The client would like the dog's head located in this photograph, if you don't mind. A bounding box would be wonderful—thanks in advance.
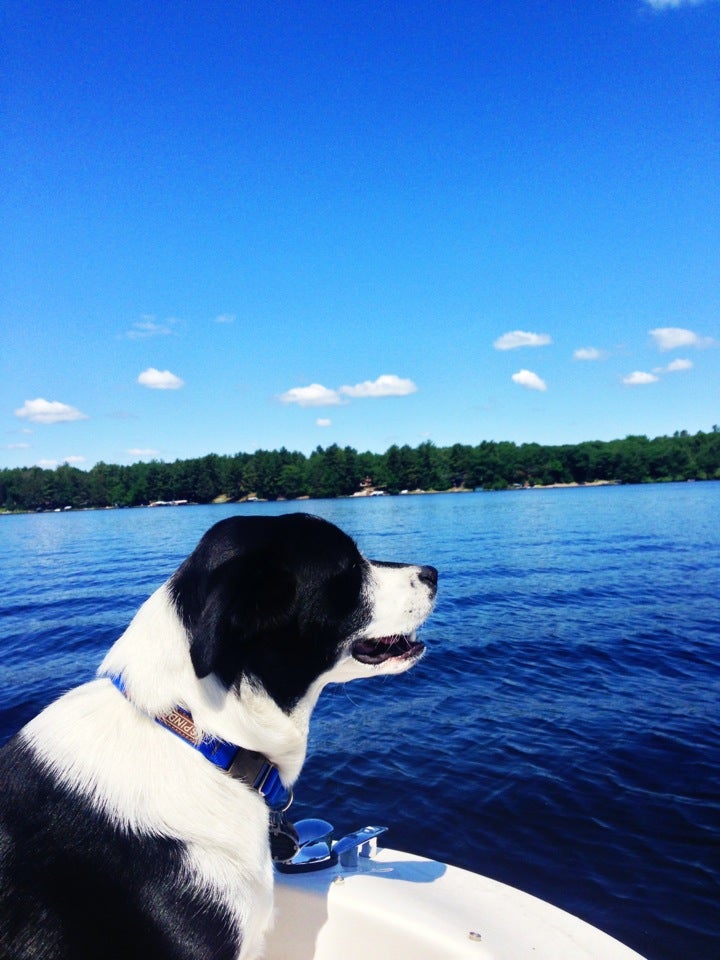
[169,513,437,712]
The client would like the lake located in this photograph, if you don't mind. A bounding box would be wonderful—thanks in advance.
[1,483,718,959]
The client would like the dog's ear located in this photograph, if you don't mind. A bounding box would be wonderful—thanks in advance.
[186,554,298,681]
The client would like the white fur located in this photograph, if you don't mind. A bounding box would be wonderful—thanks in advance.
[23,682,274,959]
[99,584,310,782]
[365,561,436,645]
[19,552,435,960]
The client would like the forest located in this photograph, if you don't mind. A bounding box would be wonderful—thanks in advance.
[1,428,719,513]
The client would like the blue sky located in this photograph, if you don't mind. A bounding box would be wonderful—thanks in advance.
[2,0,718,470]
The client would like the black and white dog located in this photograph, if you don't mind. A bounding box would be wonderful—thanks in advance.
[0,513,437,960]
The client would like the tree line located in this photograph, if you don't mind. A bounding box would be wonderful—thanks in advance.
[1,428,719,512]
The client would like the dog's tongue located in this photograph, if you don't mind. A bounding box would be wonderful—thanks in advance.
[352,634,424,664]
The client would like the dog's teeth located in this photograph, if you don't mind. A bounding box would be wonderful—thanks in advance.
[351,633,425,665]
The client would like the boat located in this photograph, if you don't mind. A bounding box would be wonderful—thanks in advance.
[263,821,647,959]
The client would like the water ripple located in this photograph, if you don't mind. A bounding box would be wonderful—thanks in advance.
[1,485,718,959]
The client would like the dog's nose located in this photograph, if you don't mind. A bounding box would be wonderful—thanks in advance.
[418,565,438,589]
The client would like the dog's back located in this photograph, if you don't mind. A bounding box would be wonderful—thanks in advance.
[0,713,243,960]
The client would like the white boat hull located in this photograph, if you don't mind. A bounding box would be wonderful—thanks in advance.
[265,847,646,959]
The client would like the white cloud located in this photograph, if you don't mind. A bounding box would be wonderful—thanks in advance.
[127,315,180,340]
[137,368,185,390]
[63,456,86,465]
[573,347,605,361]
[214,313,235,324]
[494,330,552,351]
[623,371,660,385]
[649,327,712,351]
[278,384,344,407]
[14,398,89,424]
[37,459,58,468]
[279,374,418,407]
[339,374,418,398]
[654,358,694,374]
[6,442,31,450]
[643,0,711,9]
[665,358,693,372]
[128,448,160,457]
[511,369,547,392]
[316,418,332,427]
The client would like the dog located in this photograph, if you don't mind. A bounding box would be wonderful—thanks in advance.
[0,513,437,960]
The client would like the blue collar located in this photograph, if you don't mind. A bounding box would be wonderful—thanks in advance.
[107,674,291,811]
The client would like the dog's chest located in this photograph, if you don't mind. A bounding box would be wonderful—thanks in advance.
[184,839,275,960]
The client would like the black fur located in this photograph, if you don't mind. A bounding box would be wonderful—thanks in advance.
[172,514,372,710]
[0,740,238,960]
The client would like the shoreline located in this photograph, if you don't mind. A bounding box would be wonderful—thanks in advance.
[9,478,719,517]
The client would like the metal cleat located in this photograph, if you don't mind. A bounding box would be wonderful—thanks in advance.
[333,826,388,869]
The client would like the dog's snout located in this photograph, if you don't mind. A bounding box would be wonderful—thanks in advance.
[418,565,438,591]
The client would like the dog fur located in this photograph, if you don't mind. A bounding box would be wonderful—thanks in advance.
[0,513,437,960]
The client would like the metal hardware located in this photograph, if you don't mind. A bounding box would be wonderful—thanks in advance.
[275,818,336,874]
[333,825,388,869]
[295,817,334,850]
[268,810,300,863]
[275,821,389,874]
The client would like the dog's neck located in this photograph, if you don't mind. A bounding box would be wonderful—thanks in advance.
[106,673,292,809]
[98,583,315,785]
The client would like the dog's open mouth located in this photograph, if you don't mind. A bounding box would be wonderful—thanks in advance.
[351,633,425,665]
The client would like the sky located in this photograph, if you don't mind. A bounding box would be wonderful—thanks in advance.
[2,0,718,471]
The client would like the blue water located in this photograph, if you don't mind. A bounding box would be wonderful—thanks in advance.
[1,484,718,959]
